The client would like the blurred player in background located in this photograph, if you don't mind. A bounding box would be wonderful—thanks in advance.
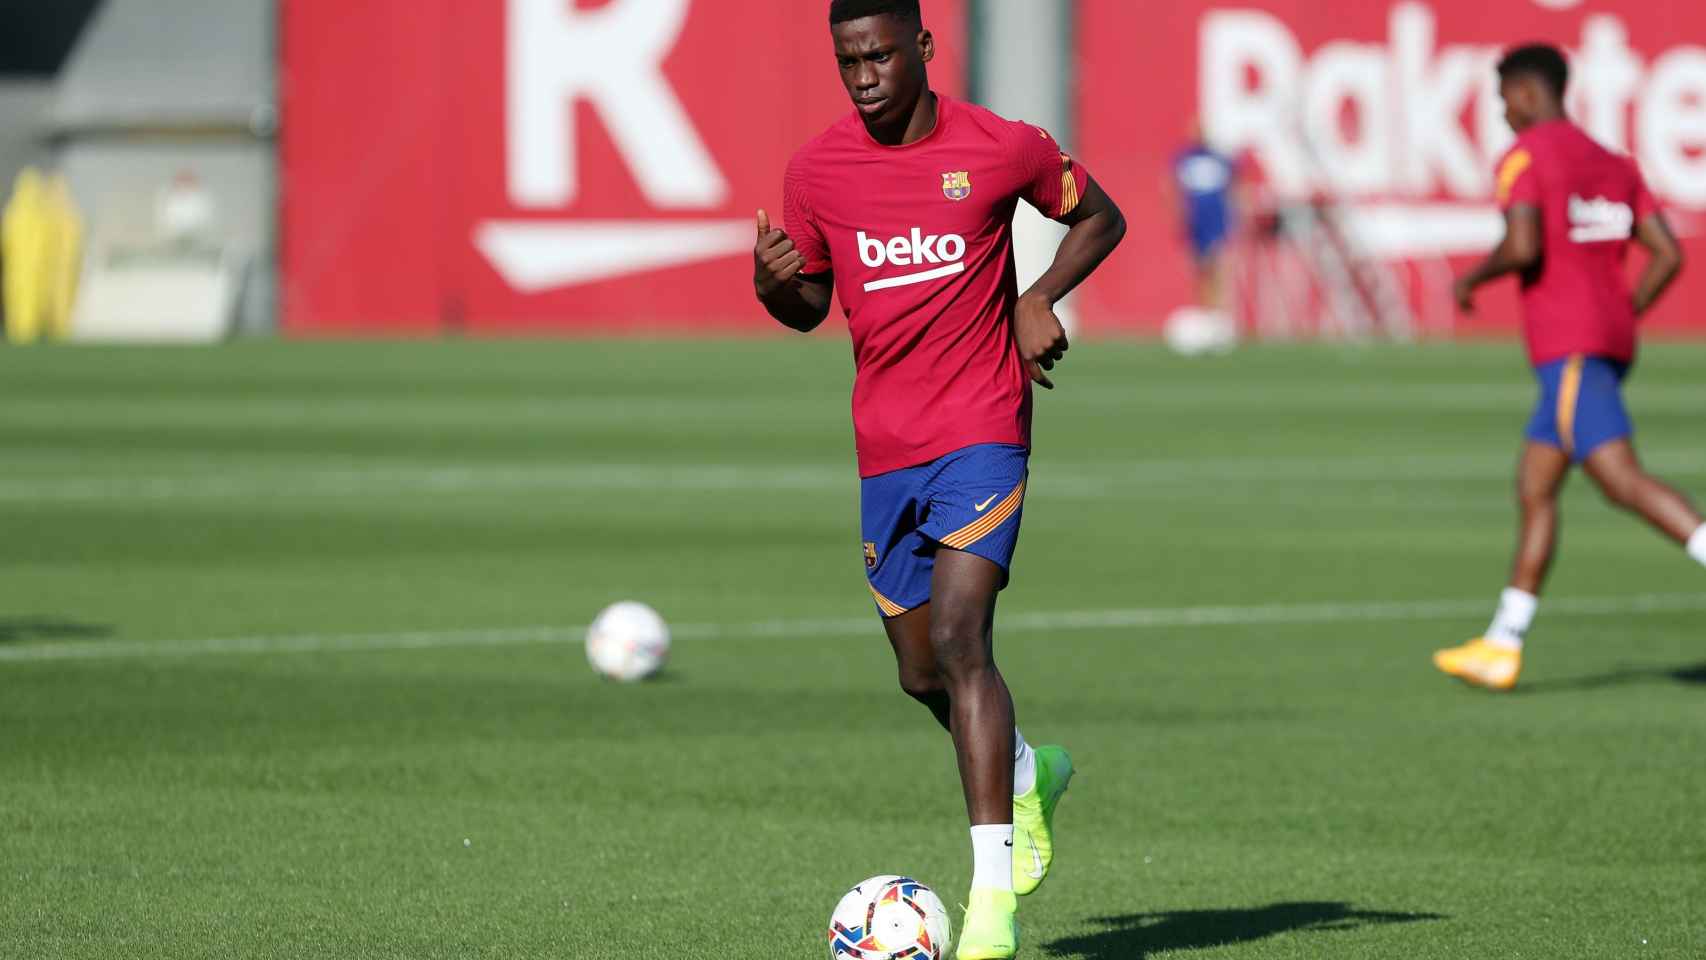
[753,1,1126,955]
[1162,127,1241,354]
[1435,44,1706,692]
[1171,126,1236,311]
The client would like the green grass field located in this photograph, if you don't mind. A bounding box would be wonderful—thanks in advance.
[3,338,1704,959]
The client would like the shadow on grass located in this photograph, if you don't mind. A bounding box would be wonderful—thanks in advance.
[1045,901,1445,959]
[0,617,113,644]
[1514,661,1706,694]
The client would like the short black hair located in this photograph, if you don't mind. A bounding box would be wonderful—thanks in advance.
[1498,44,1569,99]
[829,0,922,28]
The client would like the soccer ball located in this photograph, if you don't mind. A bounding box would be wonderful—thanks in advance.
[1163,305,1238,356]
[828,875,951,960]
[585,601,669,682]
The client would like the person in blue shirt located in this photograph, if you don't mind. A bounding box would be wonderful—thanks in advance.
[1171,130,1237,308]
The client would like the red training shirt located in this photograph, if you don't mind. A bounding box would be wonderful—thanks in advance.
[1495,119,1659,367]
[782,94,1091,478]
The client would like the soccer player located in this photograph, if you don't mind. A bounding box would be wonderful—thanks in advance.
[1170,126,1237,311]
[752,2,1125,956]
[1435,44,1705,692]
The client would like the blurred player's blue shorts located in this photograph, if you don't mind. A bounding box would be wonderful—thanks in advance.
[1188,218,1229,260]
[1525,354,1632,463]
[860,443,1028,618]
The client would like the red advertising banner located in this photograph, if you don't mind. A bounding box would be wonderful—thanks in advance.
[1075,0,1706,337]
[281,0,966,334]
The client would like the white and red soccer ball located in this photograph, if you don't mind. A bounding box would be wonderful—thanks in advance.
[828,876,952,960]
[584,601,670,682]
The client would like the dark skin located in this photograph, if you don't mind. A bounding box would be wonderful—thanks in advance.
[1457,72,1700,596]
[884,552,1016,825]
[753,13,1125,826]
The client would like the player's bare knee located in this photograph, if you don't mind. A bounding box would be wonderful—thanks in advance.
[1517,487,1555,514]
[1592,469,1642,510]
[927,619,991,681]
[896,665,944,701]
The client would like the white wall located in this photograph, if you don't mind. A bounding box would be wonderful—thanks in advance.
[0,81,52,189]
[975,0,1076,331]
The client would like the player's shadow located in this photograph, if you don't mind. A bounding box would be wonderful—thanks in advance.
[1513,661,1706,694]
[0,617,114,644]
[1044,901,1445,959]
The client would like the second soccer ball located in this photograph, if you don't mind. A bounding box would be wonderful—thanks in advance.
[585,601,670,682]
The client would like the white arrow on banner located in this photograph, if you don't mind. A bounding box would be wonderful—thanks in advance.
[1340,203,1505,259]
[473,220,755,293]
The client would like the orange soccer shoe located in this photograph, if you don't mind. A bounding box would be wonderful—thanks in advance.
[1433,638,1522,691]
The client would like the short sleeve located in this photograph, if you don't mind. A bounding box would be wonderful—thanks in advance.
[1014,122,1092,221]
[1495,147,1539,210]
[783,155,832,275]
[1630,159,1660,222]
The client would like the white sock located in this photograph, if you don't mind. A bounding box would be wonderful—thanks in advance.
[969,824,1014,892]
[1485,587,1538,650]
[1688,525,1706,567]
[1012,728,1036,796]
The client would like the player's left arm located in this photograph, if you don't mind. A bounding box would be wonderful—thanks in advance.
[1631,211,1684,318]
[1015,176,1127,389]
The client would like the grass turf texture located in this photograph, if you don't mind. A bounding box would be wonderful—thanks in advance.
[2,339,1704,960]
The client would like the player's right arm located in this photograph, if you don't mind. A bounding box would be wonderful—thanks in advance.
[753,209,832,332]
[1455,146,1541,313]
[1455,206,1540,312]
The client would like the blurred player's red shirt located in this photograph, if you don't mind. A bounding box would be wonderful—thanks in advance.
[783,95,1089,477]
[1496,119,1658,367]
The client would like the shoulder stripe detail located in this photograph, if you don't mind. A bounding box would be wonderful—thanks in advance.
[940,478,1026,550]
[1496,149,1532,206]
[869,582,909,618]
[1057,155,1080,218]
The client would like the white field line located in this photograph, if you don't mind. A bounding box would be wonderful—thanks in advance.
[6,381,1703,424]
[6,453,1706,505]
[0,395,812,428]
[3,592,1703,664]
[0,464,849,503]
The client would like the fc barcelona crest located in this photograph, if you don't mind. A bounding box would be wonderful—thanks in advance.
[864,542,879,569]
[941,171,972,201]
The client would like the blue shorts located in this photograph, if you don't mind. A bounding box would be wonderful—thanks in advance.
[1188,222,1229,260]
[1525,354,1633,463]
[860,443,1029,618]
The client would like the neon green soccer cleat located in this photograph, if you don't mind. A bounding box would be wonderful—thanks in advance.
[955,888,1018,960]
[1012,745,1074,896]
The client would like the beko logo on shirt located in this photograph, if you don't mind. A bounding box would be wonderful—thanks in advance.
[1567,195,1635,244]
[856,228,968,292]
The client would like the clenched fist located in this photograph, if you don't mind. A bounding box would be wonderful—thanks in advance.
[1014,292,1070,390]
